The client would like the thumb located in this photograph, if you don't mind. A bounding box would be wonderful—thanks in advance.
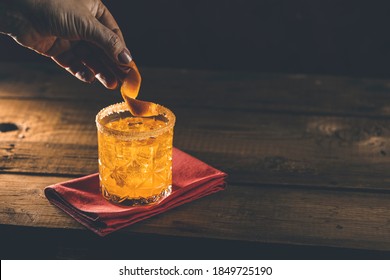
[82,17,132,65]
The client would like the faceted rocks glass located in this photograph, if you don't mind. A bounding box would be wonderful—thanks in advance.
[96,102,175,206]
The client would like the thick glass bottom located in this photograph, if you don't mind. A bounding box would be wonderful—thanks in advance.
[101,185,172,207]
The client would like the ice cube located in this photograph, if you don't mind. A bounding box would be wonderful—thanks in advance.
[110,166,127,187]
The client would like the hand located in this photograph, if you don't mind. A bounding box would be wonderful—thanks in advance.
[0,0,132,89]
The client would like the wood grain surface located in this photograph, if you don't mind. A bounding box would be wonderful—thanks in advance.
[1,62,390,255]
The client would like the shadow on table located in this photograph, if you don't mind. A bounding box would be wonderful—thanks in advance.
[1,225,389,260]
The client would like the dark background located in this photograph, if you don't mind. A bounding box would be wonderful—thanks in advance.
[1,0,390,78]
[2,1,390,260]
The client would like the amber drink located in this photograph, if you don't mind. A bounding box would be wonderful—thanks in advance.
[96,102,175,206]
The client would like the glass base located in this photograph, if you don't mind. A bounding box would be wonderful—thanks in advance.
[101,185,172,207]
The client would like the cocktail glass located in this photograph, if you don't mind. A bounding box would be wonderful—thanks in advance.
[96,102,175,206]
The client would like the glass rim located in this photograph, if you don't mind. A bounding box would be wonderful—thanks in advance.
[96,102,175,140]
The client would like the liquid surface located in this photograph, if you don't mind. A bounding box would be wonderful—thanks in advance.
[98,114,173,205]
[105,114,168,132]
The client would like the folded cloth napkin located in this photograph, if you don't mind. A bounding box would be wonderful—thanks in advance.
[44,148,227,236]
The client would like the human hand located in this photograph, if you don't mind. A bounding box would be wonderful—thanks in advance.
[0,0,131,89]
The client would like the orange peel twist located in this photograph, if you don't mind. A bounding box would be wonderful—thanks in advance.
[120,61,159,117]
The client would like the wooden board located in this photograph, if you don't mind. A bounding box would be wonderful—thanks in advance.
[2,62,390,118]
[1,174,390,251]
[1,62,390,253]
[1,99,390,190]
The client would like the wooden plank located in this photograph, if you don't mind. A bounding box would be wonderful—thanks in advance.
[0,63,118,102]
[0,174,81,229]
[2,63,390,252]
[0,141,98,176]
[0,99,99,143]
[2,63,390,119]
[1,99,390,190]
[1,174,390,251]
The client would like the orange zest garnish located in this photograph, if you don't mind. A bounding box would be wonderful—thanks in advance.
[120,61,159,117]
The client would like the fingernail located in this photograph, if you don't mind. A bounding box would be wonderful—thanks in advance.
[95,73,108,88]
[76,71,94,83]
[96,73,117,89]
[118,49,132,65]
[119,65,131,73]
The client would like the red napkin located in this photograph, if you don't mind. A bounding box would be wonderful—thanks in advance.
[44,148,227,236]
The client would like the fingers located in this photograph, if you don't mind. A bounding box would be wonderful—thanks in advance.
[49,1,132,88]
[52,51,95,84]
[52,44,119,89]
[82,14,132,67]
[73,43,119,89]
[94,2,131,66]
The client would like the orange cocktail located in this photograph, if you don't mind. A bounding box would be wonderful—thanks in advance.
[96,102,175,206]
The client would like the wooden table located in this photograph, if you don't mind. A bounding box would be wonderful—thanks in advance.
[1,62,390,259]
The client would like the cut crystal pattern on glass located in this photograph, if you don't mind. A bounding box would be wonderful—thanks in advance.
[96,102,175,206]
